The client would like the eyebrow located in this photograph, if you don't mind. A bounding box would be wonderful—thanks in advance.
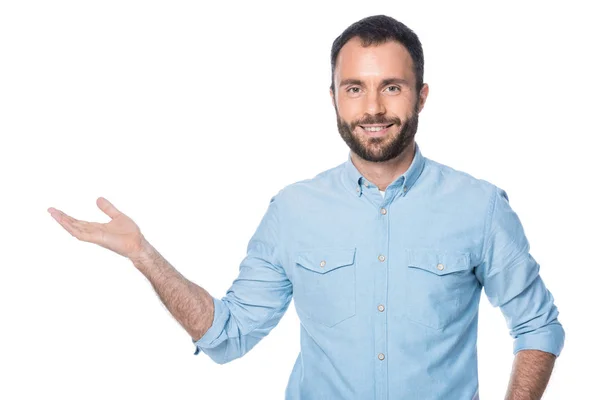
[339,78,410,88]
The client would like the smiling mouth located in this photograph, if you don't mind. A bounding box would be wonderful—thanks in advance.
[359,123,394,132]
[358,123,396,137]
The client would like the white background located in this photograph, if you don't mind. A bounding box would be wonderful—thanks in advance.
[1,0,598,398]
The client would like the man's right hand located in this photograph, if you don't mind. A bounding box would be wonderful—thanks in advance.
[49,196,215,341]
[48,196,146,260]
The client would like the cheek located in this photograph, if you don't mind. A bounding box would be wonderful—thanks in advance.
[337,97,364,121]
[383,96,412,115]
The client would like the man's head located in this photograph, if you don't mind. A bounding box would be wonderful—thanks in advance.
[330,15,429,162]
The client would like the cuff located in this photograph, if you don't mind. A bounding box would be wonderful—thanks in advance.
[192,297,228,355]
[513,322,565,357]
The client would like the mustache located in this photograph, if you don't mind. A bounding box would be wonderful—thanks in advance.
[350,115,402,130]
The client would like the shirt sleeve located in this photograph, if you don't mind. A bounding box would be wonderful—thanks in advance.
[474,186,565,357]
[191,193,293,364]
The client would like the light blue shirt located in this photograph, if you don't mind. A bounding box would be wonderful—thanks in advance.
[193,142,564,399]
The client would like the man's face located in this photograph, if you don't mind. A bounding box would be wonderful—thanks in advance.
[331,37,428,162]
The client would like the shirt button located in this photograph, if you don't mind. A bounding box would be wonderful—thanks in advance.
[365,183,370,188]
[378,353,385,360]
[403,186,408,193]
[320,260,326,268]
[436,263,444,271]
[378,255,386,262]
[356,186,360,192]
[380,207,387,215]
[377,304,385,312]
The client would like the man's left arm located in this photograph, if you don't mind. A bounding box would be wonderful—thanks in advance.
[475,186,565,400]
[505,349,556,400]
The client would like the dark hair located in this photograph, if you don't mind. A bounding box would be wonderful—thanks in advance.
[330,15,424,94]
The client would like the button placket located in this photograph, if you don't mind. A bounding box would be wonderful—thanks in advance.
[373,181,390,396]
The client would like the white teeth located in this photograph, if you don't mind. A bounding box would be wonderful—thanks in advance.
[364,126,385,132]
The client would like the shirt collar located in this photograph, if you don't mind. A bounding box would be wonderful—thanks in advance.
[343,141,426,197]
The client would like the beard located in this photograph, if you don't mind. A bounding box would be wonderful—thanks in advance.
[335,103,419,163]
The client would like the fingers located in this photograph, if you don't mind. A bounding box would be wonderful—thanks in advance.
[96,197,121,219]
[48,208,77,226]
[48,208,102,244]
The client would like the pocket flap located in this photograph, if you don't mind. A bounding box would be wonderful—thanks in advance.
[406,248,470,276]
[295,247,356,274]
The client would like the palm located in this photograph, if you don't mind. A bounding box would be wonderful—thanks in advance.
[48,197,144,259]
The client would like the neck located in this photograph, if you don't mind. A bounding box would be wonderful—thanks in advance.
[351,142,416,191]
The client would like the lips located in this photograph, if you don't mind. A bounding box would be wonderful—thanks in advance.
[360,123,394,132]
[359,123,395,137]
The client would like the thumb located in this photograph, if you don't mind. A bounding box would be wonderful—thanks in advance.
[97,197,121,219]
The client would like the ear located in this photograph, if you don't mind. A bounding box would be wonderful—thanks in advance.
[417,83,429,113]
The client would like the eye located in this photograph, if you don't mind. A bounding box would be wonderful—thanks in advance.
[346,87,361,94]
[385,86,401,93]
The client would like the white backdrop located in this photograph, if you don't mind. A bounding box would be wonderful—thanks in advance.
[1,1,598,398]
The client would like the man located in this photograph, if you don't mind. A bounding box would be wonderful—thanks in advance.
[48,15,564,400]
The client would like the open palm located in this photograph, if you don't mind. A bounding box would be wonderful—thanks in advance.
[48,197,145,259]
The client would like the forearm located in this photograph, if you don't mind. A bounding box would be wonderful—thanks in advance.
[505,349,556,400]
[130,239,214,341]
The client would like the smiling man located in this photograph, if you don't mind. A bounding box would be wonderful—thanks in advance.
[49,15,564,400]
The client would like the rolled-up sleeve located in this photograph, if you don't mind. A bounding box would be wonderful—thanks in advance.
[192,193,293,364]
[475,186,565,357]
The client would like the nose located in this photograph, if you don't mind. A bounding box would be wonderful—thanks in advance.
[365,91,386,115]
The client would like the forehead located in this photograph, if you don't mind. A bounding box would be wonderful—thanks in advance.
[334,37,415,84]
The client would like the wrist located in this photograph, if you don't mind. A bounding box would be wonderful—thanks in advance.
[129,237,156,264]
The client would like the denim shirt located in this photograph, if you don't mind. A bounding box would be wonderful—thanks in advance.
[193,142,565,400]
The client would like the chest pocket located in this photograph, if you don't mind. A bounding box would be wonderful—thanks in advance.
[293,247,357,327]
[404,248,473,330]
